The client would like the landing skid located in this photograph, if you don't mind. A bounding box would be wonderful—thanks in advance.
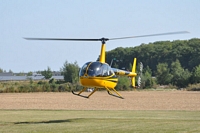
[72,91,89,98]
[72,87,98,99]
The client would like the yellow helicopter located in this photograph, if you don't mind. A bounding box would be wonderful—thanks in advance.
[25,31,188,99]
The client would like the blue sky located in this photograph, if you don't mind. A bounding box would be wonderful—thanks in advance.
[0,0,199,72]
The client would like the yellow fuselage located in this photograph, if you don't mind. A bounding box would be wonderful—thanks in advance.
[80,76,118,89]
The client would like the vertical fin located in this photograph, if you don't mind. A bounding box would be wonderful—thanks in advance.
[131,58,137,87]
[99,43,106,63]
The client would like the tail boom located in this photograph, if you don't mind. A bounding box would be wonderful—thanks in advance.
[112,58,137,87]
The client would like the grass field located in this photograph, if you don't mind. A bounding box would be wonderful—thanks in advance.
[0,91,200,132]
[0,110,200,133]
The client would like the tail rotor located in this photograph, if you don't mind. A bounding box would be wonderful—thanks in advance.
[137,62,143,88]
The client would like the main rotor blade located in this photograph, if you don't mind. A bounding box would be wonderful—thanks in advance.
[24,38,100,41]
[24,31,189,42]
[109,31,189,40]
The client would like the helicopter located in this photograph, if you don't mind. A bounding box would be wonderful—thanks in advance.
[25,31,188,99]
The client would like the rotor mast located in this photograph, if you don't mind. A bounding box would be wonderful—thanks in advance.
[99,38,109,63]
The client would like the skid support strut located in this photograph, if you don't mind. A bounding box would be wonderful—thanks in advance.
[72,87,98,98]
[105,87,124,99]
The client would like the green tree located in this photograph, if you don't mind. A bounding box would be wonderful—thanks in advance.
[191,65,200,84]
[27,71,33,76]
[115,76,130,91]
[156,63,172,85]
[144,66,152,76]
[41,67,52,79]
[179,69,191,88]
[16,72,25,76]
[0,68,3,73]
[170,60,191,88]
[61,61,80,83]
[143,68,154,88]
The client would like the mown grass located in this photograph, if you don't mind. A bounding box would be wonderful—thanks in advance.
[0,110,200,133]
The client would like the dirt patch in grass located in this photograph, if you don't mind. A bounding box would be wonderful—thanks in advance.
[0,91,199,110]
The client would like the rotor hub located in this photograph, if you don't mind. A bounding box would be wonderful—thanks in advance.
[99,38,109,44]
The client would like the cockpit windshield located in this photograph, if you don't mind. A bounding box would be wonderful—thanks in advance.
[79,61,114,77]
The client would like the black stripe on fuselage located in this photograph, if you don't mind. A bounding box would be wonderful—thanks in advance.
[104,76,118,83]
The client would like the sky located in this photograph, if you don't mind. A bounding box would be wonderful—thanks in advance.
[1,0,200,72]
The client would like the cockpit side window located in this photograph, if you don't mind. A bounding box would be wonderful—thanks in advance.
[102,64,109,76]
[79,62,91,76]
